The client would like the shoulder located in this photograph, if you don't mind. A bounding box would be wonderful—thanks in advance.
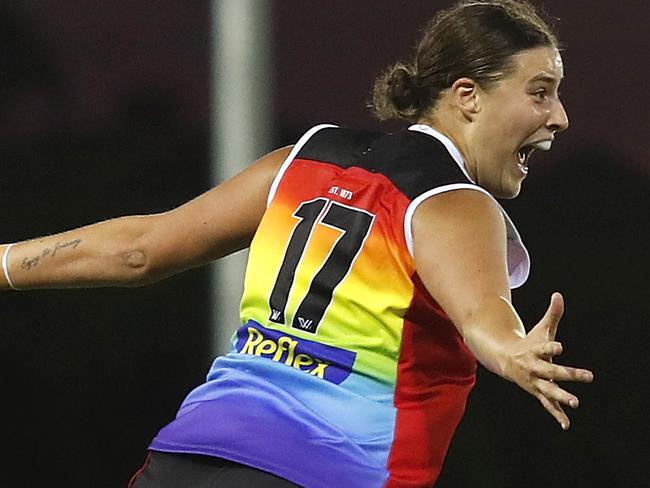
[411,189,508,280]
[414,189,502,228]
[253,145,293,181]
[409,187,504,254]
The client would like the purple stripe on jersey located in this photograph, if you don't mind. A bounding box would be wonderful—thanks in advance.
[149,361,390,488]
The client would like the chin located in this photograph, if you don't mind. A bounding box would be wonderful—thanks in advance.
[491,184,522,199]
[502,187,522,199]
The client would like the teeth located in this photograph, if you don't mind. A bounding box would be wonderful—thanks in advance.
[532,140,552,151]
[517,150,528,173]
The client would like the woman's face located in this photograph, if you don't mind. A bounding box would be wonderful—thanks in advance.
[465,46,568,199]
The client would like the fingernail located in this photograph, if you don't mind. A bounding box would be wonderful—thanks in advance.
[584,372,594,382]
[569,399,578,408]
[562,422,570,430]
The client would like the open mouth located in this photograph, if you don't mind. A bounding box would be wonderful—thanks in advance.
[517,140,553,174]
[517,145,535,173]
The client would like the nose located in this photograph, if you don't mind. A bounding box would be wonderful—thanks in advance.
[547,98,569,133]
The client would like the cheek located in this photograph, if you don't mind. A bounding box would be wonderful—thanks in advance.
[502,106,541,142]
[486,105,524,141]
[480,109,514,142]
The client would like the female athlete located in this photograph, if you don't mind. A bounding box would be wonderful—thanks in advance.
[1,1,593,486]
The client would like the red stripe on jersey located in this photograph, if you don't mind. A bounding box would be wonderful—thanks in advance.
[386,274,476,487]
[128,451,152,488]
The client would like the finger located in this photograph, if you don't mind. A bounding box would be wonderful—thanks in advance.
[534,340,563,359]
[529,293,564,341]
[544,292,564,341]
[538,393,570,430]
[531,360,595,383]
[535,377,580,409]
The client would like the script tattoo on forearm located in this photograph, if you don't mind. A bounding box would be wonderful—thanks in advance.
[21,239,83,271]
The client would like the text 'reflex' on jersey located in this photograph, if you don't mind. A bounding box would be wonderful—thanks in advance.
[150,124,530,488]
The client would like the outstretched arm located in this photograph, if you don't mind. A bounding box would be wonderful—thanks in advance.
[412,189,593,430]
[0,146,291,290]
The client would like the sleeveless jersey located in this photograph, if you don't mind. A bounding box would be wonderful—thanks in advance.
[149,124,530,487]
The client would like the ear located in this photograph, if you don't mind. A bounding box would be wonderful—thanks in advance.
[450,77,480,121]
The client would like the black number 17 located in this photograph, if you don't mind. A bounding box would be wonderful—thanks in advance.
[268,198,374,334]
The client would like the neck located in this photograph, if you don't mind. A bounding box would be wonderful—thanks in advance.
[416,113,478,182]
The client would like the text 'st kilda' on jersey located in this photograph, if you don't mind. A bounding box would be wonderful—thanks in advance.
[149,124,530,488]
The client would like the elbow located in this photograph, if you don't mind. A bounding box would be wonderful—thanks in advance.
[109,215,172,287]
[119,246,182,287]
[123,249,148,270]
[119,248,156,287]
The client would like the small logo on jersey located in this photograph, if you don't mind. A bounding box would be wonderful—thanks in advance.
[296,317,313,330]
[235,320,356,384]
[328,186,353,200]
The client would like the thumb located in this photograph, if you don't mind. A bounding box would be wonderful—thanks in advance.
[532,292,564,341]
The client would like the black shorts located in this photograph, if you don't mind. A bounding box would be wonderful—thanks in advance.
[129,451,301,488]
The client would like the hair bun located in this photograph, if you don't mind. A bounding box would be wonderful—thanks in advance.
[387,65,420,108]
[372,63,421,121]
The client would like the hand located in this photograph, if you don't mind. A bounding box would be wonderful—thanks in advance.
[503,292,594,430]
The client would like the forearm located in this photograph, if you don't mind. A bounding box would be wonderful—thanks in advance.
[1,215,158,290]
[459,295,527,381]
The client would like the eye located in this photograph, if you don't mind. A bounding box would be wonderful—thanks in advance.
[532,90,547,101]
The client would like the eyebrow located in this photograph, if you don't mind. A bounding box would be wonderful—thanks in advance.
[528,74,562,84]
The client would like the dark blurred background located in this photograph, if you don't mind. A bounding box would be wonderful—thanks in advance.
[0,1,647,486]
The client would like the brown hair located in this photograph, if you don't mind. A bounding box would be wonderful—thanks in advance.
[372,0,558,122]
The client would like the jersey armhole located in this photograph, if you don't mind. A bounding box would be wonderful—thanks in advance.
[266,124,339,207]
[404,184,530,289]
